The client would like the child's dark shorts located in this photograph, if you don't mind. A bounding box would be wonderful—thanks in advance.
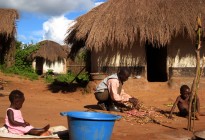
[179,109,188,117]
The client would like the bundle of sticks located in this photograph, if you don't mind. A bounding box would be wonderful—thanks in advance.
[122,99,165,124]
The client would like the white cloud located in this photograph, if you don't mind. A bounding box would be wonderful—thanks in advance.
[0,0,96,17]
[95,2,104,6]
[42,16,75,45]
[2,0,106,44]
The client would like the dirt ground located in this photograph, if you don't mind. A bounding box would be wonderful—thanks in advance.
[1,72,205,140]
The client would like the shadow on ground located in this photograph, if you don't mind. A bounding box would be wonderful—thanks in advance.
[84,104,102,111]
[47,80,87,93]
[54,130,69,140]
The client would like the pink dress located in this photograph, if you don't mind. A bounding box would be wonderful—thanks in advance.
[5,108,34,135]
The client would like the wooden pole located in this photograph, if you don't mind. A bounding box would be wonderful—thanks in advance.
[187,50,200,131]
[187,15,203,131]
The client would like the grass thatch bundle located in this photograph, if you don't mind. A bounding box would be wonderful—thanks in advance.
[65,0,205,56]
[30,40,68,62]
[0,9,19,38]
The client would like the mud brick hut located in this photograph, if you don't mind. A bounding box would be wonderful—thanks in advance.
[30,40,69,75]
[65,0,205,82]
[0,9,19,68]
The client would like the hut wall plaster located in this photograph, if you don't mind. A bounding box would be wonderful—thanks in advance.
[32,58,67,74]
[90,34,205,79]
[91,44,146,75]
[168,36,196,67]
[167,35,205,77]
[43,59,67,74]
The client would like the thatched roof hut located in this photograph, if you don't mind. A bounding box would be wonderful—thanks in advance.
[65,0,205,81]
[30,40,69,75]
[30,40,68,62]
[0,9,19,67]
[65,0,205,56]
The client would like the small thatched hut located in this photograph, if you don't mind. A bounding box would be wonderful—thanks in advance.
[65,0,205,82]
[30,40,68,75]
[0,9,19,67]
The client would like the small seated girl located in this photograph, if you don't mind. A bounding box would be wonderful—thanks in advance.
[5,89,51,136]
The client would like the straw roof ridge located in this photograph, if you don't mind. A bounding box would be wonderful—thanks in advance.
[65,0,205,55]
[30,40,68,62]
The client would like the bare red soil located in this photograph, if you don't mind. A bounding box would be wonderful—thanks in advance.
[1,72,205,140]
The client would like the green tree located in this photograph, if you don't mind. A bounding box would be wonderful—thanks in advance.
[1,41,40,80]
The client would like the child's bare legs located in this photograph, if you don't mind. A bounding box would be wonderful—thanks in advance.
[27,124,50,136]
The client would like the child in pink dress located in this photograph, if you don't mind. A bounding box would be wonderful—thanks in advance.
[5,90,50,136]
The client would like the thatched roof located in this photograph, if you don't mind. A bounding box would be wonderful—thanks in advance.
[30,40,68,62]
[61,44,71,54]
[65,0,205,57]
[0,9,19,38]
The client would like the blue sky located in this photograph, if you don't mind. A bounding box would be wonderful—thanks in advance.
[0,0,105,45]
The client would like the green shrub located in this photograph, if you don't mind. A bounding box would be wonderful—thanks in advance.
[1,65,38,80]
[46,69,54,75]
[44,72,90,84]
[77,72,89,82]
[0,41,40,80]
[45,75,55,83]
[56,74,70,82]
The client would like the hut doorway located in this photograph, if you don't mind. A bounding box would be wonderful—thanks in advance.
[146,43,168,82]
[35,57,44,75]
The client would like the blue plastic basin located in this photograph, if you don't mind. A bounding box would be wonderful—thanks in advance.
[60,111,121,140]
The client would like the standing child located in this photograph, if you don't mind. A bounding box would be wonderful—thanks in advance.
[5,90,51,136]
[169,85,204,120]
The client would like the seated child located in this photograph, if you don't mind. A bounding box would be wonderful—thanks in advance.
[169,85,204,120]
[5,90,51,136]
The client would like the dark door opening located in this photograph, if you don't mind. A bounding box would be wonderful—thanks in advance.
[146,43,167,82]
[35,57,44,75]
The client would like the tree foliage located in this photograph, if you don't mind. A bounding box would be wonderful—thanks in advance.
[0,41,40,80]
[14,42,40,71]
